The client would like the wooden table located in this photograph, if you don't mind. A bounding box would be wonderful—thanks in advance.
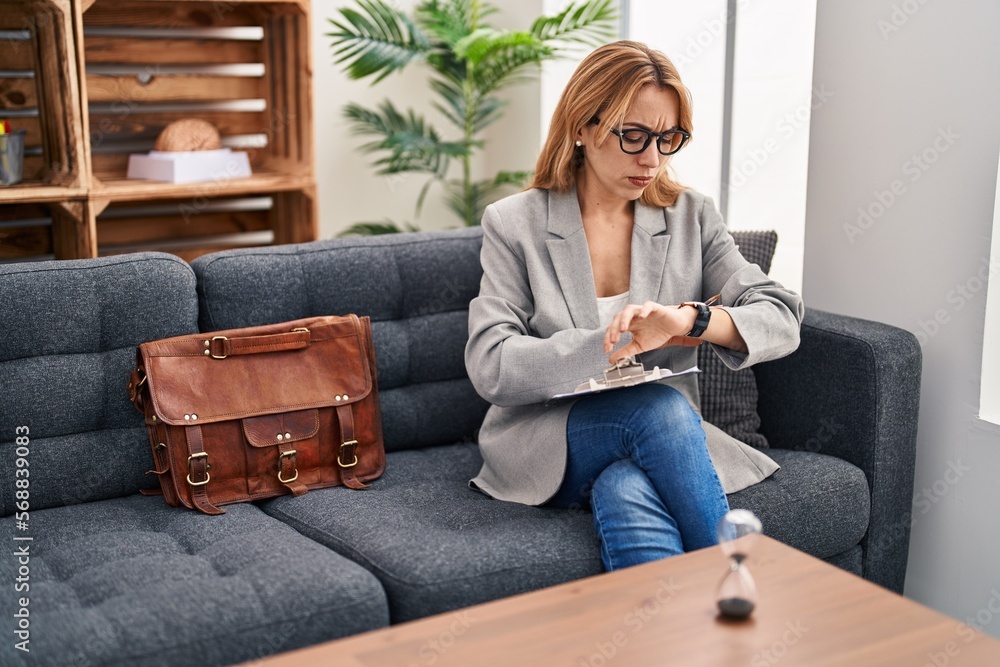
[253,536,1000,666]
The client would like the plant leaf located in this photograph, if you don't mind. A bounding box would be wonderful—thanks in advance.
[327,0,431,82]
[442,179,475,225]
[490,170,532,189]
[415,178,437,218]
[460,31,552,95]
[470,95,506,134]
[417,0,481,47]
[454,29,540,66]
[417,0,485,84]
[531,0,618,48]
[442,170,530,226]
[343,101,468,178]
[429,78,467,128]
[337,220,421,236]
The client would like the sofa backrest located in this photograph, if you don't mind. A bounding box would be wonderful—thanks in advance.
[0,253,199,516]
[192,228,490,453]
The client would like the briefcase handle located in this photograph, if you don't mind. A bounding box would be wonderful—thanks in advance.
[205,328,311,360]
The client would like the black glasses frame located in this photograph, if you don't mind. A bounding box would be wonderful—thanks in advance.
[590,116,690,156]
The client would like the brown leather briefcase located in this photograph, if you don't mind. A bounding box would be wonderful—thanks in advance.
[128,314,385,514]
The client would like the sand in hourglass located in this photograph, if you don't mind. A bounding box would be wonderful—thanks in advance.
[715,511,762,620]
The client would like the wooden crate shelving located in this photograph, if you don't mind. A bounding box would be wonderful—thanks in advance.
[94,186,314,259]
[0,0,89,201]
[0,0,316,261]
[0,199,96,260]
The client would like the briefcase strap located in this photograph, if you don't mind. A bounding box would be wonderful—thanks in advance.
[336,404,369,490]
[185,425,225,515]
[277,441,309,496]
[128,368,146,413]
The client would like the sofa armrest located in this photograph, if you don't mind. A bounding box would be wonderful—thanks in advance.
[754,307,922,593]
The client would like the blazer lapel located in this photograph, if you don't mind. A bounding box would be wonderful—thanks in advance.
[629,200,671,306]
[544,189,600,330]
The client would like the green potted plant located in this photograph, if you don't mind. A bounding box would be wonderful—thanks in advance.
[328,0,617,234]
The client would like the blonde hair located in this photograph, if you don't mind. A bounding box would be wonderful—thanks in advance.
[529,40,693,207]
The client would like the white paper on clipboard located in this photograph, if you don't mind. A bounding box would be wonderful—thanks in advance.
[549,357,700,401]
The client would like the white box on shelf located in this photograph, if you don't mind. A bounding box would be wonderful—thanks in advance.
[126,148,252,184]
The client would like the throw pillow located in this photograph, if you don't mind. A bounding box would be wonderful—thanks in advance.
[697,230,779,449]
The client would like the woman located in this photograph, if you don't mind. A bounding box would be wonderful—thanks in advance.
[464,40,803,570]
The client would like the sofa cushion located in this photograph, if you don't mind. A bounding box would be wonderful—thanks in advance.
[0,495,389,666]
[258,442,604,623]
[259,442,868,624]
[191,229,491,452]
[0,253,199,515]
[728,448,871,559]
[698,230,778,449]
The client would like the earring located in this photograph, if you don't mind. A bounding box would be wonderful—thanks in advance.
[575,140,582,147]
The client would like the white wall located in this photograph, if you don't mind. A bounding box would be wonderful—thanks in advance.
[311,0,543,238]
[805,0,1000,637]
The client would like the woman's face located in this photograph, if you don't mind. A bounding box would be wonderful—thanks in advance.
[577,84,681,204]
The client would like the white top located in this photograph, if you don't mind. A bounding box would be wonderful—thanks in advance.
[596,291,630,329]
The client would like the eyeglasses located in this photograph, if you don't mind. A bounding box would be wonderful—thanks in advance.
[611,127,689,156]
[591,117,690,156]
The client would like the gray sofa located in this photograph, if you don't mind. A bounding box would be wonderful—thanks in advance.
[0,227,921,666]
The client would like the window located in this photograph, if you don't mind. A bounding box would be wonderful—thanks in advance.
[980,149,1000,425]
[541,0,817,293]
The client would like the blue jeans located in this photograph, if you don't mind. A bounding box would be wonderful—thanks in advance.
[547,383,730,571]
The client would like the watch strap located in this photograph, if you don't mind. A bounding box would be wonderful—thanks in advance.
[678,301,711,337]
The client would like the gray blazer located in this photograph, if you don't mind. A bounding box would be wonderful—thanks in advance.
[464,187,804,505]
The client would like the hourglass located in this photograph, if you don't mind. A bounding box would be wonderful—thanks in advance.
[716,509,763,619]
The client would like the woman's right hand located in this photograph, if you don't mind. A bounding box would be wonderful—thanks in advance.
[604,301,701,363]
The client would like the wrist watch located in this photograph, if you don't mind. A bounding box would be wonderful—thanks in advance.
[678,301,711,337]
[677,293,721,338]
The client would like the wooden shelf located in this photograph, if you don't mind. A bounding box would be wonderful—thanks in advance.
[91,172,314,202]
[0,0,316,262]
[0,182,88,204]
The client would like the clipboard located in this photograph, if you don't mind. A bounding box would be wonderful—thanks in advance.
[550,357,700,401]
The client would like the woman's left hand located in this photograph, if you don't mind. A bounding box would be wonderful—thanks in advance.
[604,301,701,363]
